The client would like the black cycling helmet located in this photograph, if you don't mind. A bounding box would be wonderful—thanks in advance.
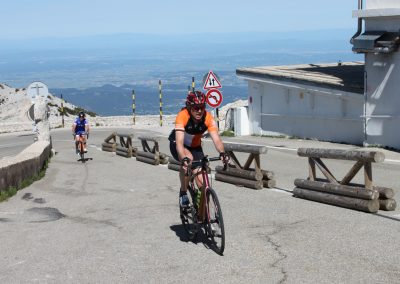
[78,111,85,118]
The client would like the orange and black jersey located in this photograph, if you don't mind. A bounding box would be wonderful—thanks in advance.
[173,108,218,148]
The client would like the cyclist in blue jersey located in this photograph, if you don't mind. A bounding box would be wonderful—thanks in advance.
[72,111,90,154]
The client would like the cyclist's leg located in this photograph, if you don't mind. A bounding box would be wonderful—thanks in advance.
[191,146,205,189]
[74,134,79,153]
[170,141,193,206]
[82,134,87,152]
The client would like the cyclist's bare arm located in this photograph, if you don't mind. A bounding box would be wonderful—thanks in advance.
[208,131,225,154]
[175,130,188,162]
[85,124,90,137]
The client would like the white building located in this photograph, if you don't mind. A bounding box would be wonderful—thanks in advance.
[236,0,400,149]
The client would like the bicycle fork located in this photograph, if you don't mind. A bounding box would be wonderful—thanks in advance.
[197,170,211,223]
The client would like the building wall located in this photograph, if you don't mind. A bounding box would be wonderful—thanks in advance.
[360,1,400,149]
[247,80,364,144]
[366,0,400,9]
[365,51,400,148]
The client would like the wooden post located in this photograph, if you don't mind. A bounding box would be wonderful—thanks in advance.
[308,158,316,181]
[340,160,364,185]
[364,162,373,190]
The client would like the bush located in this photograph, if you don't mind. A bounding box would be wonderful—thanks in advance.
[220,130,235,137]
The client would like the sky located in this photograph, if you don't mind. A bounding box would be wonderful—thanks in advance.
[0,0,360,39]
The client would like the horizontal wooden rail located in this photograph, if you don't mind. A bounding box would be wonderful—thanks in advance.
[298,148,385,163]
[224,142,267,154]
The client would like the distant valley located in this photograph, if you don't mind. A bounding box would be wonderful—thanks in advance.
[0,30,363,115]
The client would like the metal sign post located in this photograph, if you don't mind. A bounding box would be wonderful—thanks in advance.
[132,89,136,125]
[159,80,163,127]
[203,71,223,129]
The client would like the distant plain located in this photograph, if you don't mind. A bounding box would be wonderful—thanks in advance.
[0,30,362,115]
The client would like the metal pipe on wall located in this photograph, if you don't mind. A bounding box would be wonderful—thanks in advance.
[350,0,364,44]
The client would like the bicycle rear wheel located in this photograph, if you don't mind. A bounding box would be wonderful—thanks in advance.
[79,141,85,162]
[205,188,225,255]
[180,187,198,240]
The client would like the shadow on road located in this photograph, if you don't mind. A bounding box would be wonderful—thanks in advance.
[170,224,192,242]
[170,224,223,256]
[372,213,400,222]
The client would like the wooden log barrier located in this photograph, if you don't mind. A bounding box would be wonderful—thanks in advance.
[136,155,160,165]
[168,163,180,171]
[168,157,180,171]
[348,183,395,199]
[293,187,380,213]
[263,179,277,188]
[294,179,379,200]
[295,147,394,213]
[160,155,169,165]
[224,142,268,154]
[217,142,274,189]
[101,142,116,152]
[215,173,263,189]
[114,133,134,158]
[297,148,385,163]
[136,135,161,165]
[378,199,397,211]
[104,132,117,143]
[215,165,263,181]
[169,157,180,165]
[116,145,132,158]
[136,150,158,160]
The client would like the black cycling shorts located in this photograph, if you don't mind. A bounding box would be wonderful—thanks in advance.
[169,141,204,162]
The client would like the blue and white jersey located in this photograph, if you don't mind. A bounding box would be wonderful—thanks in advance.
[73,117,88,134]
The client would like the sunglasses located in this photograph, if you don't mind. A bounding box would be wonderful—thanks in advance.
[191,104,205,112]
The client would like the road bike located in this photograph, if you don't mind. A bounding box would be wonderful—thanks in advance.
[180,156,226,255]
[75,132,88,163]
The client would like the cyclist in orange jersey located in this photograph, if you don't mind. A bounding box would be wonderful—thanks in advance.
[169,91,229,207]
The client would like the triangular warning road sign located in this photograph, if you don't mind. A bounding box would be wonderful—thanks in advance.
[203,71,222,90]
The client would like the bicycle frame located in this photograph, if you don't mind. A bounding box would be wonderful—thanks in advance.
[188,156,220,222]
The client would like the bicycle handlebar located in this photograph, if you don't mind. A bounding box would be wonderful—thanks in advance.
[190,156,227,171]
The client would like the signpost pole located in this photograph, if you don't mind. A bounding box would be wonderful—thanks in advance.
[132,89,136,125]
[159,80,163,127]
[61,94,65,128]
[192,77,195,92]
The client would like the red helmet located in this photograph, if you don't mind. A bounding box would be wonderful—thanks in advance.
[186,91,206,108]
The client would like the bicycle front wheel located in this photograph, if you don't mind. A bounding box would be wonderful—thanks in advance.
[180,188,198,240]
[79,141,85,162]
[206,188,225,255]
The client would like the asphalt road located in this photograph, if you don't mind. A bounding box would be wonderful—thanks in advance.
[0,127,399,283]
[0,131,36,159]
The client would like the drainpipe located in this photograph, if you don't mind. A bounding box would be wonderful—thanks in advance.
[363,70,368,146]
[350,0,364,44]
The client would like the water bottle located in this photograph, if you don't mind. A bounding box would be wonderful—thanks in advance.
[195,189,201,208]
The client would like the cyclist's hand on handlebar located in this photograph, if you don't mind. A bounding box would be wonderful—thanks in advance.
[219,152,230,169]
[181,157,191,175]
